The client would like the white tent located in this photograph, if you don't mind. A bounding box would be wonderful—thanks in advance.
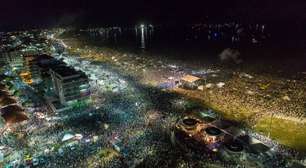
[62,133,74,142]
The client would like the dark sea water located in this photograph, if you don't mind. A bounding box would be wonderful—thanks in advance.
[65,24,306,75]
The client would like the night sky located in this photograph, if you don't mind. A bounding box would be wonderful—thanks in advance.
[1,0,306,28]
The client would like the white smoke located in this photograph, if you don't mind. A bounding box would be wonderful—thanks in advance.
[219,48,242,64]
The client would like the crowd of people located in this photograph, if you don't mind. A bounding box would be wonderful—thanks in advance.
[1,29,305,168]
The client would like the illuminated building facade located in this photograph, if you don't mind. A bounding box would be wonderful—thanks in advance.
[0,51,23,71]
[24,55,39,78]
[50,65,90,105]
[19,55,40,84]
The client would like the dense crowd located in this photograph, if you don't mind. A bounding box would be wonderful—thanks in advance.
[1,30,305,168]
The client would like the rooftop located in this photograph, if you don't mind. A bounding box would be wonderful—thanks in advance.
[51,64,87,80]
[0,105,28,124]
[0,90,10,98]
[35,54,54,62]
[37,58,66,73]
[0,84,5,90]
[181,75,201,83]
[0,97,17,106]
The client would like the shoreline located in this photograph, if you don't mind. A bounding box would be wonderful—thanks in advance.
[59,36,306,152]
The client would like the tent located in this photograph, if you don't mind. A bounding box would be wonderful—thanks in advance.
[0,105,28,124]
[0,97,17,106]
[62,133,74,142]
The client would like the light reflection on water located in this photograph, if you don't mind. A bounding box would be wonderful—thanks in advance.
[140,25,146,49]
[85,24,155,49]
[83,23,268,49]
[136,24,155,49]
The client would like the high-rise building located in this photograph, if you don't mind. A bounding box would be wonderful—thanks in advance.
[0,50,23,70]
[36,54,64,79]
[50,65,90,105]
[19,55,40,84]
